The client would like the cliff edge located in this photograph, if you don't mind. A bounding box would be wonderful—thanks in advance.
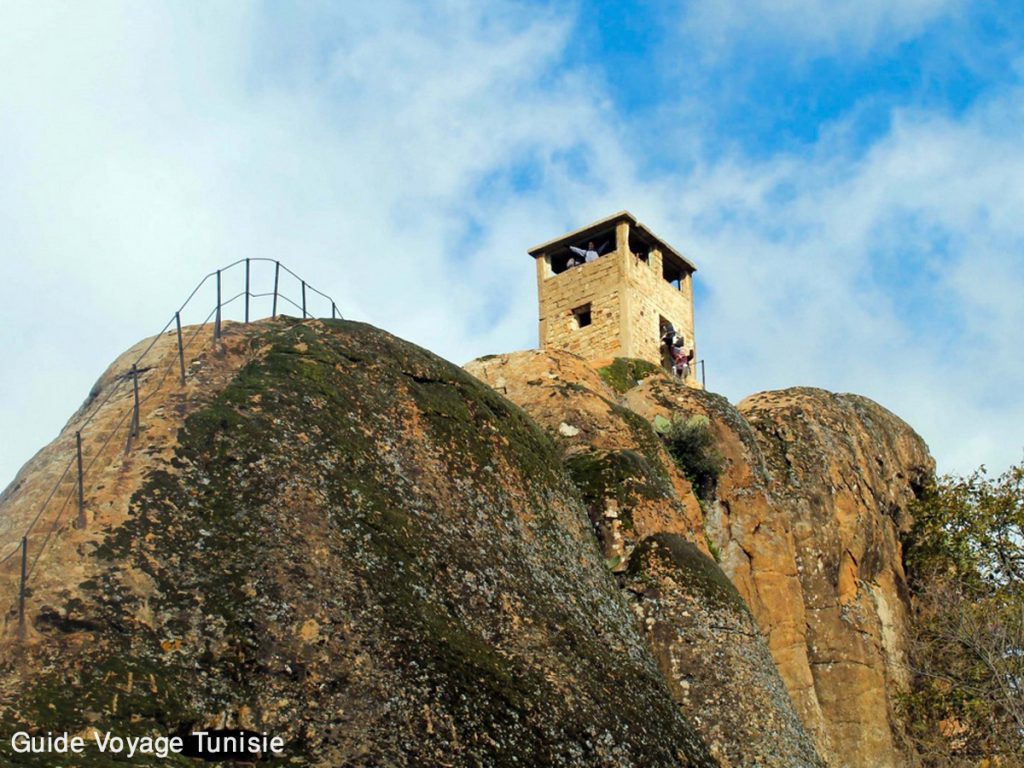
[0,320,714,767]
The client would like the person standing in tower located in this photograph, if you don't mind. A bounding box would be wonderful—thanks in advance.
[568,239,610,266]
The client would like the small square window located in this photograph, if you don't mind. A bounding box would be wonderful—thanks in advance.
[573,304,592,328]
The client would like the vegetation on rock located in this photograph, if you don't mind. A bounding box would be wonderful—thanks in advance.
[657,414,724,502]
[1,320,717,768]
[624,534,827,768]
[597,358,662,394]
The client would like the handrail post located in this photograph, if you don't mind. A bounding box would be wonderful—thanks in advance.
[125,364,140,453]
[272,261,280,318]
[331,302,337,320]
[244,258,250,324]
[700,360,706,390]
[75,431,85,529]
[214,269,222,340]
[132,365,140,437]
[175,311,186,386]
[18,537,27,639]
[301,281,307,319]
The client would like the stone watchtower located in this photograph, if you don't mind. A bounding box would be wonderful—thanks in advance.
[529,211,700,386]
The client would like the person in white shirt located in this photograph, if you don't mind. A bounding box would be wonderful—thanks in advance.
[567,240,609,267]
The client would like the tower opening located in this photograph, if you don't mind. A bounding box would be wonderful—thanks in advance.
[549,247,576,275]
[662,253,687,290]
[573,303,592,328]
[547,226,617,275]
[629,231,651,264]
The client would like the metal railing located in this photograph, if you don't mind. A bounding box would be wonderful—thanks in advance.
[0,258,342,638]
[667,358,706,390]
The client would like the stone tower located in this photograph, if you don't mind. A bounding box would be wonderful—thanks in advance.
[529,211,699,385]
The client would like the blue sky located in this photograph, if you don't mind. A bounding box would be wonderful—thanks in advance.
[0,0,1022,486]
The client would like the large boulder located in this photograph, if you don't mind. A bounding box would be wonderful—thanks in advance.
[625,534,826,768]
[0,320,715,767]
[468,351,827,767]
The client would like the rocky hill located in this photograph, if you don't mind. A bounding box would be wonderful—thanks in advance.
[468,351,934,768]
[0,318,933,767]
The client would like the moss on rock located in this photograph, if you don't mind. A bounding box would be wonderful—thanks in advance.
[628,534,748,614]
[598,358,662,394]
[566,450,673,533]
[626,533,826,768]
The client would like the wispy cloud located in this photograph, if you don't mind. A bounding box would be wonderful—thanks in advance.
[681,0,966,56]
[663,93,1024,474]
[0,1,1020,487]
[0,1,624,484]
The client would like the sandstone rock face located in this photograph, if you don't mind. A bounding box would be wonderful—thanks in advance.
[468,351,826,768]
[622,378,835,757]
[0,320,715,767]
[738,388,933,768]
[465,352,706,566]
[0,324,933,768]
[468,351,934,768]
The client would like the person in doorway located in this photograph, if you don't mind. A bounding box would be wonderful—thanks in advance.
[661,321,677,347]
[671,336,693,379]
[660,322,678,373]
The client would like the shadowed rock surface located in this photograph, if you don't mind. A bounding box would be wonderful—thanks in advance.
[625,534,826,768]
[0,320,715,767]
[468,351,827,767]
[465,351,707,566]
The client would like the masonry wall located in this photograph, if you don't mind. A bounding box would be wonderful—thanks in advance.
[620,250,698,386]
[535,235,699,388]
[537,254,623,360]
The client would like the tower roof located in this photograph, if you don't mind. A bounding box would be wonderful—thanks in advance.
[527,210,697,272]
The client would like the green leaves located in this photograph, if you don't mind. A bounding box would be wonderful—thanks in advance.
[902,461,1024,764]
[908,463,1024,589]
[660,415,724,504]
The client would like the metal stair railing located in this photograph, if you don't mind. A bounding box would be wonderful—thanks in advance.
[0,258,343,638]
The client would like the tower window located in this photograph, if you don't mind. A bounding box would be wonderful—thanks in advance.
[662,252,688,290]
[550,249,575,275]
[573,303,592,328]
[629,231,651,264]
[547,226,617,275]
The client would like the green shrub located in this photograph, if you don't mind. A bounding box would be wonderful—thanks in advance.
[899,462,1024,763]
[660,415,724,502]
[703,531,722,563]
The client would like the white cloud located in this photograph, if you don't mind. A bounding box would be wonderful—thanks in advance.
[0,0,1020,491]
[682,0,966,56]
[663,95,1024,475]
[0,1,637,486]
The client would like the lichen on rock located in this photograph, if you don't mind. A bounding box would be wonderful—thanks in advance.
[468,350,936,768]
[0,325,936,768]
[625,533,826,768]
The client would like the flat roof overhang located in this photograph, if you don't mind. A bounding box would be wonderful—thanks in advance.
[527,210,697,272]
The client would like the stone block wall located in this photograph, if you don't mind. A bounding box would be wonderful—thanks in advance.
[620,250,698,385]
[537,254,624,360]
[536,240,699,387]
